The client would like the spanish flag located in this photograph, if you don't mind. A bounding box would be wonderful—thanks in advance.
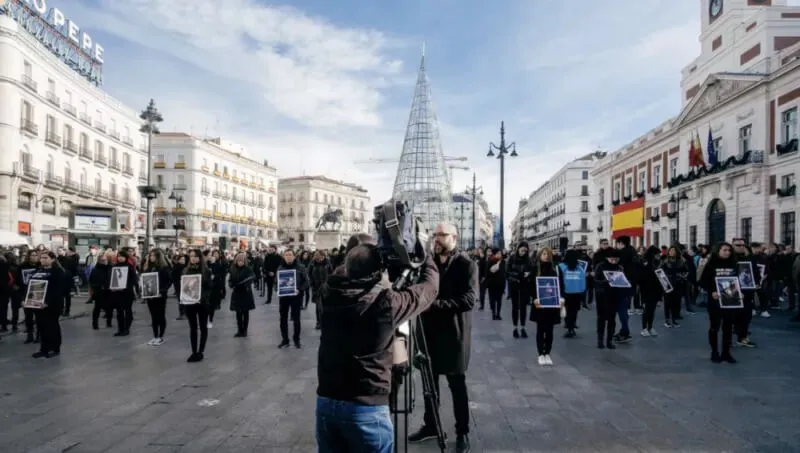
[694,132,705,166]
[611,197,645,240]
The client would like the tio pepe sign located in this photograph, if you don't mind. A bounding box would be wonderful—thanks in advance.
[2,0,104,85]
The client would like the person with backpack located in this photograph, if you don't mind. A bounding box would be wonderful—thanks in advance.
[558,249,586,338]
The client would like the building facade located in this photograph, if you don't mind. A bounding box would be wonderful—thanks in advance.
[592,0,800,249]
[514,152,607,250]
[278,176,370,248]
[0,8,148,255]
[149,133,278,249]
[451,193,494,249]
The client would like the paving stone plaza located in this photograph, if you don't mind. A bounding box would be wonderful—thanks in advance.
[0,297,798,453]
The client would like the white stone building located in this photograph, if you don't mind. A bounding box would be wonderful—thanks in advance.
[149,133,278,249]
[0,7,148,255]
[592,0,800,249]
[451,193,494,249]
[278,176,370,249]
[516,151,607,250]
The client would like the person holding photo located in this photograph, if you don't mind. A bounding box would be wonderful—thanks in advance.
[110,250,138,337]
[659,246,689,329]
[143,249,172,346]
[229,252,256,337]
[593,248,623,350]
[732,240,759,348]
[183,249,212,362]
[277,249,309,349]
[699,242,738,364]
[16,250,40,344]
[639,246,663,336]
[30,251,67,358]
[530,248,565,366]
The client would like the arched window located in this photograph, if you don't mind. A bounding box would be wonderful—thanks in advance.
[94,173,102,191]
[46,155,54,177]
[63,162,72,182]
[223,203,228,214]
[80,168,87,185]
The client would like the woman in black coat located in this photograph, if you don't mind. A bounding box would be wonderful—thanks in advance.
[530,247,565,366]
[88,252,112,330]
[29,251,66,358]
[229,252,256,337]
[142,249,172,345]
[207,250,227,328]
[484,248,506,320]
[182,249,212,362]
[110,250,138,337]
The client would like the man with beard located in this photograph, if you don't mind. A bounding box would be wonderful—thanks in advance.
[409,223,478,453]
[261,246,282,302]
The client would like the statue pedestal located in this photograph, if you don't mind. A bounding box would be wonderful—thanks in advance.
[314,231,344,250]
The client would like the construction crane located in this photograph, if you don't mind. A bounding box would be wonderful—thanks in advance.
[353,156,468,164]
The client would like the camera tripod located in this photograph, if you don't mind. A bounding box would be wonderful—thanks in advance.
[390,315,447,453]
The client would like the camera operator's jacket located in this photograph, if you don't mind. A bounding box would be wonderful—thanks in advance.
[317,257,440,406]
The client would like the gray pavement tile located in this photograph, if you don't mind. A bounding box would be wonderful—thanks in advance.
[0,296,799,452]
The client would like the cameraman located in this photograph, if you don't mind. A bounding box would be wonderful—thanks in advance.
[409,223,478,453]
[316,234,440,453]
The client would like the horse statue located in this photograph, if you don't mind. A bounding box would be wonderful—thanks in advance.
[315,208,343,231]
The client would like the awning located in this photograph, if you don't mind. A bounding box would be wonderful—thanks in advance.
[67,229,136,237]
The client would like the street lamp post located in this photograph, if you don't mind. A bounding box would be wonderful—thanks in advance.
[466,172,484,249]
[458,201,465,249]
[169,191,185,247]
[137,99,163,252]
[487,121,517,250]
[668,191,689,245]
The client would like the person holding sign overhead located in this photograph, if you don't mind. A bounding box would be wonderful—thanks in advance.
[529,248,565,366]
[699,242,739,364]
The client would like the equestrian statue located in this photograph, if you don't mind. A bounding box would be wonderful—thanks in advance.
[315,208,343,231]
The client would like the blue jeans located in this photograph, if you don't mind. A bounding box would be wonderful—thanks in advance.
[316,396,393,453]
[617,295,631,336]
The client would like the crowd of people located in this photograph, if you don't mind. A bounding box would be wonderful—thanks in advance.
[1,231,798,453]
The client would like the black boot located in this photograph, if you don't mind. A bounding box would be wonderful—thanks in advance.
[711,351,721,363]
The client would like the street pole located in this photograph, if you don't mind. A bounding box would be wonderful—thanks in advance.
[487,121,517,250]
[459,202,465,249]
[467,172,483,249]
[137,99,163,252]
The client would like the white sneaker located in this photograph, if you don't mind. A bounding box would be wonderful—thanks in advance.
[207,322,213,329]
[153,338,164,346]
[544,355,553,366]
[648,328,658,337]
[760,311,771,318]
[147,338,158,345]
[538,355,545,366]
[640,329,650,337]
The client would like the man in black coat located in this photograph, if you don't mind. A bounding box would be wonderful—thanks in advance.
[261,246,282,302]
[409,223,478,453]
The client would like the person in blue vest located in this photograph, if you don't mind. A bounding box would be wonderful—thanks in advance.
[558,249,586,338]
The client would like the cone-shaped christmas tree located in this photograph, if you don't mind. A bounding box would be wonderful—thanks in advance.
[391,47,453,230]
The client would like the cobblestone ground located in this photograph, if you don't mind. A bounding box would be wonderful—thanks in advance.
[0,294,798,453]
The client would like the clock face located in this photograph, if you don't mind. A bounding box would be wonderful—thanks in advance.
[710,0,723,18]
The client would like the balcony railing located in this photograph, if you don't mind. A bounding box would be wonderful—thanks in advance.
[63,103,76,117]
[94,121,106,133]
[21,165,39,180]
[201,187,210,195]
[45,131,61,146]
[21,74,37,91]
[95,154,107,166]
[79,113,92,125]
[173,184,187,191]
[153,161,166,168]
[63,140,78,154]
[123,166,134,176]
[174,162,186,169]
[20,119,38,135]
[45,173,62,186]
[109,160,121,171]
[139,172,147,182]
[122,136,133,146]
[64,180,78,192]
[46,91,60,106]
[79,184,93,195]
[79,147,92,160]
[109,129,120,140]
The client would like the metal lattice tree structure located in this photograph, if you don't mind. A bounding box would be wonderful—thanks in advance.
[391,48,453,231]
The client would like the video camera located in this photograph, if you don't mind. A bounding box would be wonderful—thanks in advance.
[372,200,428,286]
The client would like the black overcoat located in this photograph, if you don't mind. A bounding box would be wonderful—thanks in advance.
[419,253,479,375]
